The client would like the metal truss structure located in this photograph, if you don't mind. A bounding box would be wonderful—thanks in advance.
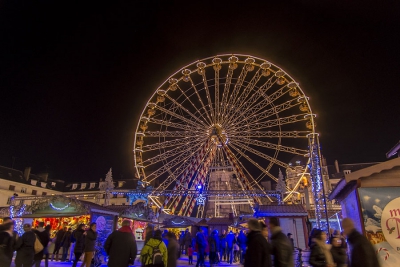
[133,54,324,219]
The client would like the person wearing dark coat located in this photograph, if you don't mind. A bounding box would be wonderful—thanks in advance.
[178,231,185,256]
[195,228,207,267]
[330,237,347,267]
[213,230,220,263]
[81,222,98,267]
[269,217,294,267]
[219,230,227,262]
[207,231,217,266]
[184,229,192,255]
[309,229,334,267]
[33,222,51,267]
[61,228,72,261]
[342,218,380,267]
[244,219,272,267]
[52,226,66,261]
[237,230,247,264]
[72,224,85,267]
[0,221,15,267]
[104,220,138,267]
[15,224,36,267]
[225,230,235,264]
[166,232,179,267]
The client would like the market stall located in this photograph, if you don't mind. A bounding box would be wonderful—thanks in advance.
[11,195,118,265]
[329,157,400,267]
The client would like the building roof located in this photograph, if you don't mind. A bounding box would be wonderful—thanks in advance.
[326,162,380,179]
[254,204,308,217]
[207,217,233,225]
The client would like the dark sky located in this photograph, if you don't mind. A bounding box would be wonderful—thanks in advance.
[1,0,399,182]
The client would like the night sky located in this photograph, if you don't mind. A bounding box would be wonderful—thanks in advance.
[1,1,399,182]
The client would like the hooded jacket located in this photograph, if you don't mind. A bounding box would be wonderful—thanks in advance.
[140,237,168,267]
[104,226,137,267]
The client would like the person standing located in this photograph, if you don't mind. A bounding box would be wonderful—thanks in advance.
[269,217,294,267]
[309,229,334,267]
[225,230,235,264]
[237,230,247,264]
[52,226,66,261]
[184,229,192,255]
[0,221,15,267]
[0,217,18,251]
[244,219,272,267]
[140,229,167,267]
[287,233,295,250]
[207,230,217,266]
[15,223,35,267]
[330,237,347,267]
[213,230,220,264]
[61,228,72,262]
[195,228,207,267]
[166,232,179,267]
[33,222,51,267]
[72,224,85,267]
[179,231,185,256]
[104,220,138,267]
[188,245,194,265]
[341,218,380,267]
[81,222,98,267]
[219,230,227,262]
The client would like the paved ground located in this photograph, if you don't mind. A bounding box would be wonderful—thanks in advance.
[30,256,243,267]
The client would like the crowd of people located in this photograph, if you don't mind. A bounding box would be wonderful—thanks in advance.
[0,216,381,267]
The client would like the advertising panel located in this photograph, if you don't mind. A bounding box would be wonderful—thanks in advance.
[358,187,400,266]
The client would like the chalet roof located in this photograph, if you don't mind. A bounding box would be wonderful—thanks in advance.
[162,216,197,227]
[207,217,233,225]
[254,204,307,217]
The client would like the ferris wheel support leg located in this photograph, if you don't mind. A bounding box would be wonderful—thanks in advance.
[308,133,330,231]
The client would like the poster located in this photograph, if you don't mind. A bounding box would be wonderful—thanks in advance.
[358,187,400,266]
[91,213,115,265]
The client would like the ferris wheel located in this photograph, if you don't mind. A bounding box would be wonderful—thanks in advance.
[134,54,318,217]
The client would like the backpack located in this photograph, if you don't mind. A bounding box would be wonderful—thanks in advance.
[145,241,163,267]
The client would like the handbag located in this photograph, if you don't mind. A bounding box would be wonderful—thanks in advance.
[34,233,44,254]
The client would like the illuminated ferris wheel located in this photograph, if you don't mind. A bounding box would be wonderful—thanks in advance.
[133,54,321,218]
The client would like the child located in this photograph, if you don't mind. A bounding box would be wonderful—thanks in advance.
[188,245,193,265]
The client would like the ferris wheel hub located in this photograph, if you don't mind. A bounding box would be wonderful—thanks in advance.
[209,124,229,147]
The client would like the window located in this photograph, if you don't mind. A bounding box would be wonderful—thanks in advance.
[42,192,47,196]
[21,187,27,193]
[32,190,37,196]
[9,185,15,191]
[344,170,351,175]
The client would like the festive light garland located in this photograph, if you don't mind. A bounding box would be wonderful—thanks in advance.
[50,202,70,211]
[196,194,206,205]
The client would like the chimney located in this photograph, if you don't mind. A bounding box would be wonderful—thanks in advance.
[228,213,234,221]
[334,160,340,173]
[38,173,49,182]
[24,167,31,181]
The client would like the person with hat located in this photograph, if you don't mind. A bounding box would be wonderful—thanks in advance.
[244,219,272,267]
[15,223,36,267]
[269,217,294,267]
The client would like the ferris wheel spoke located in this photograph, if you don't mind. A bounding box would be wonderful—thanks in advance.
[214,65,220,124]
[142,138,207,166]
[144,131,206,137]
[147,117,204,132]
[227,114,309,133]
[227,84,293,126]
[198,68,215,124]
[153,143,209,192]
[229,97,302,128]
[142,136,202,152]
[165,91,207,126]
[230,139,290,169]
[231,69,262,110]
[220,63,235,124]
[188,77,213,125]
[145,141,206,183]
[230,130,310,138]
[222,62,250,124]
[231,136,308,156]
[152,105,205,129]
